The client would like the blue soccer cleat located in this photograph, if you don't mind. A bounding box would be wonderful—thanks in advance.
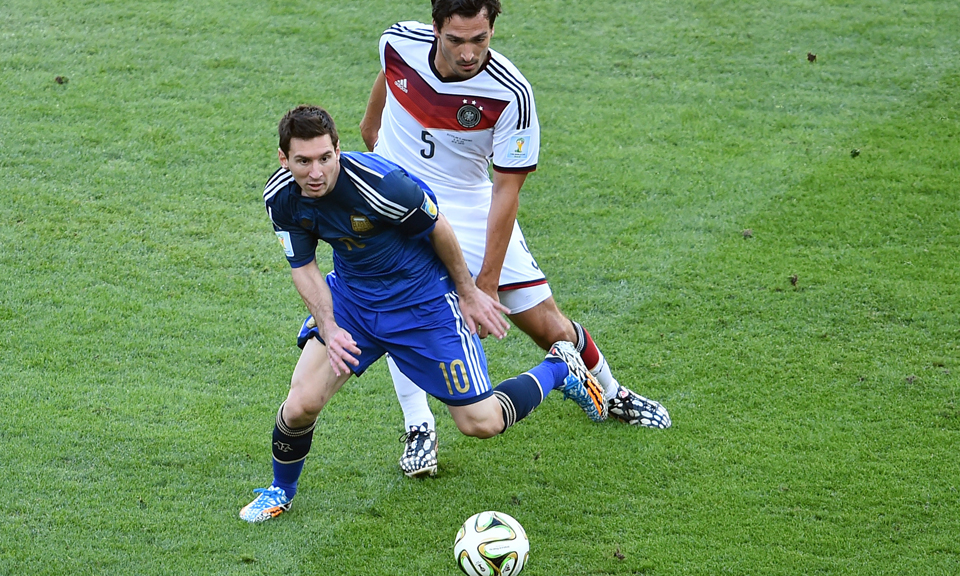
[547,341,608,422]
[239,486,292,523]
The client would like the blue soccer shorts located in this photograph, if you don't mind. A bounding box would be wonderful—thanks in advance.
[297,291,494,406]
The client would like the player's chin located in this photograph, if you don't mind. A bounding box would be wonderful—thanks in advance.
[455,64,480,78]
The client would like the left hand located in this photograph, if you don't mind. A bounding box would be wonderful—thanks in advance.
[473,271,504,338]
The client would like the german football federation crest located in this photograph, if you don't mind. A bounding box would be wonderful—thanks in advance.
[351,214,374,233]
[457,103,482,128]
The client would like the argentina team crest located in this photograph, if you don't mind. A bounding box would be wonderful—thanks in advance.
[457,101,482,128]
[351,214,374,233]
[421,195,438,217]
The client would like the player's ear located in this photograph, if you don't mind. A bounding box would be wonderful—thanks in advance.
[278,148,288,168]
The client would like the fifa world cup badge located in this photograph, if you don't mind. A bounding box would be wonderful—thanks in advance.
[508,136,529,160]
[276,231,294,257]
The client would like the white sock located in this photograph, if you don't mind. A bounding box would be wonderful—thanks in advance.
[387,354,436,430]
[589,354,620,401]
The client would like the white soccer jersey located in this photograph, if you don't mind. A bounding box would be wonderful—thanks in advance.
[375,21,540,215]
[374,21,548,310]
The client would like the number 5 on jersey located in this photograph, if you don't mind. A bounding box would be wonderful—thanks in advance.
[420,130,435,159]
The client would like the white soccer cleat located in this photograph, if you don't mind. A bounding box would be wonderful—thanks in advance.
[399,422,438,478]
[608,385,671,428]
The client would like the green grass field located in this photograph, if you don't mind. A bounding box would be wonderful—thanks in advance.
[2,0,958,574]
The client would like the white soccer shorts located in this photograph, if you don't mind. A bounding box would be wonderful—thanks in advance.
[440,198,552,315]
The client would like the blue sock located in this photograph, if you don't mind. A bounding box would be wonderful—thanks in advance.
[536,357,570,391]
[493,360,569,430]
[270,403,316,499]
[272,458,307,499]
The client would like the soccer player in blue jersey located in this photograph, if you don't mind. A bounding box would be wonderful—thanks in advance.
[239,105,608,523]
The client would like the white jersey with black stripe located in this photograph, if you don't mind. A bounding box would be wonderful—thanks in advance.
[374,21,540,214]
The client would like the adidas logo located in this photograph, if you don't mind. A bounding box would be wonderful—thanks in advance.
[394,78,408,93]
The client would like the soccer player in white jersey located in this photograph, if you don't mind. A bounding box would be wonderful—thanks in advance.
[360,0,671,478]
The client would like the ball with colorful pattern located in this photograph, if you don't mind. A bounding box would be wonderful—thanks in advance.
[454,511,529,576]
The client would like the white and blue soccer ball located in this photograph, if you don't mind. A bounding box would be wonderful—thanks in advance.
[454,511,529,576]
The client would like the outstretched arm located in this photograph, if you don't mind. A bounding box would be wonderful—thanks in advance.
[429,214,510,339]
[359,70,387,152]
[290,260,361,376]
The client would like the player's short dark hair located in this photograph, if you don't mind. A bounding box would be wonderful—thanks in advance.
[432,0,501,28]
[278,105,339,156]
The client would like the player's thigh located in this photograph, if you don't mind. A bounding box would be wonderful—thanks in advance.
[446,396,504,439]
[285,338,351,424]
[444,208,547,293]
[498,281,552,315]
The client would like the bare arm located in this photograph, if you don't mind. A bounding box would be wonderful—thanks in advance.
[429,214,510,339]
[475,170,528,299]
[359,70,387,152]
[290,260,361,375]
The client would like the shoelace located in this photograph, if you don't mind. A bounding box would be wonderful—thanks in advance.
[252,487,285,500]
[399,427,426,444]
[609,393,630,408]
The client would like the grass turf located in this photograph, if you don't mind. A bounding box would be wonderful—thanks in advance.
[1,0,958,574]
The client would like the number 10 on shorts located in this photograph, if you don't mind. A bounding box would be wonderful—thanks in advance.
[440,360,471,395]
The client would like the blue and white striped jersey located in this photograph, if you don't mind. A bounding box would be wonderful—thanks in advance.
[263,151,453,309]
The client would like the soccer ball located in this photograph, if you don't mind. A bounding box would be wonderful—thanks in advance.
[454,511,529,576]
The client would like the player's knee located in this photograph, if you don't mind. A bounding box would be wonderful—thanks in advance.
[453,411,504,438]
[449,398,505,438]
[282,401,320,428]
[284,381,324,425]
[455,419,501,439]
[512,300,575,350]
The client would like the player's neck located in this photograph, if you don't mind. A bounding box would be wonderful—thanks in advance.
[430,42,456,81]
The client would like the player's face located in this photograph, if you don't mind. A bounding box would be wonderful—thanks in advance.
[433,10,494,80]
[279,135,341,198]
